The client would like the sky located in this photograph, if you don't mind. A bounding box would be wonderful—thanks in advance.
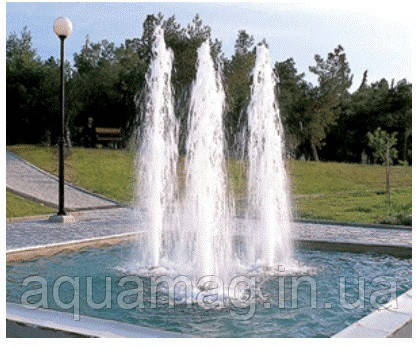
[6,1,412,90]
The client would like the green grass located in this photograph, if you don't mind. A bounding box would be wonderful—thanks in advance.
[296,188,411,225]
[288,161,411,225]
[7,145,411,225]
[288,160,411,195]
[6,191,54,218]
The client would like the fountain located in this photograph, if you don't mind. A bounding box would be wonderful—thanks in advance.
[182,39,233,281]
[135,26,179,269]
[242,43,293,269]
[136,28,293,280]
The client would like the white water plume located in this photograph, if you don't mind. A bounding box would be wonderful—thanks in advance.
[243,43,294,268]
[135,26,179,269]
[134,30,295,287]
[181,39,234,281]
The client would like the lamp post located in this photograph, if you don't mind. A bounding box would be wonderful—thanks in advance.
[49,17,74,223]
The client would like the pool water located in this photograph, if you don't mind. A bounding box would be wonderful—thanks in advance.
[6,243,411,337]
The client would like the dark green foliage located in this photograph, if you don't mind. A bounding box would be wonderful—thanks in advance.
[71,36,147,144]
[7,27,59,144]
[275,58,311,157]
[306,45,353,160]
[321,76,412,163]
[6,17,412,165]
[224,30,255,151]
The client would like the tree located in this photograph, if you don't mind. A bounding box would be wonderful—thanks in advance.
[71,36,147,145]
[7,27,56,144]
[224,30,255,151]
[234,30,254,56]
[386,79,412,162]
[275,58,312,157]
[367,127,398,209]
[307,45,353,160]
[6,19,412,161]
[322,76,411,164]
[367,127,398,163]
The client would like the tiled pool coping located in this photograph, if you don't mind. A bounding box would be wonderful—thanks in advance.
[332,289,412,338]
[7,231,412,263]
[6,303,190,338]
[6,290,412,338]
[6,231,138,263]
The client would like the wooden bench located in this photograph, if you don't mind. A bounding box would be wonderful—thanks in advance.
[96,127,122,149]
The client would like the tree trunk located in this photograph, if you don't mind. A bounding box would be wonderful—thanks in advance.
[311,141,319,161]
[403,128,411,162]
[385,143,391,212]
[65,126,72,148]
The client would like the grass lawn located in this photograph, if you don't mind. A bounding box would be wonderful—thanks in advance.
[7,145,411,225]
[288,160,412,225]
[6,191,54,218]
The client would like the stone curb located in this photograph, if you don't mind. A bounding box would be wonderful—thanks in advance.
[6,303,190,338]
[295,218,412,231]
[332,289,412,337]
[6,187,59,210]
[296,239,411,258]
[6,231,140,263]
[7,186,121,212]
[7,232,412,263]
[235,215,412,230]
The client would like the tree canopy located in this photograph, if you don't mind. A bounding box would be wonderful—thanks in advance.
[6,15,412,164]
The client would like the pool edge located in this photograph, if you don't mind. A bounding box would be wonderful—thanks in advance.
[6,303,191,338]
[332,289,412,338]
[6,231,140,263]
[7,290,412,338]
[7,232,412,264]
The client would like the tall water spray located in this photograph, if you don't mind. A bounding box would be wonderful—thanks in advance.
[136,26,179,269]
[135,28,291,283]
[183,40,233,280]
[244,44,293,268]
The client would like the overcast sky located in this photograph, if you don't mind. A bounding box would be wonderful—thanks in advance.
[6,1,412,90]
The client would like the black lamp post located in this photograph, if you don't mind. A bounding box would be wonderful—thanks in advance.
[50,17,74,223]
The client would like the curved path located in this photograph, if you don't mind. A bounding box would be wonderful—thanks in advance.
[6,150,119,211]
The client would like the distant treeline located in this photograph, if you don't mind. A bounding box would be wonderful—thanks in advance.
[6,13,412,163]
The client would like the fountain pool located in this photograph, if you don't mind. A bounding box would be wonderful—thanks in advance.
[6,242,411,337]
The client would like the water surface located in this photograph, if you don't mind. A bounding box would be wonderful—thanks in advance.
[6,243,411,337]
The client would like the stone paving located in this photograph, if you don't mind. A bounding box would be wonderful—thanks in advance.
[6,208,137,250]
[6,207,411,251]
[6,151,118,210]
[296,222,411,246]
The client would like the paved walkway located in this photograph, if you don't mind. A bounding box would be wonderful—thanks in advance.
[6,151,118,210]
[6,208,137,250]
[6,208,411,251]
